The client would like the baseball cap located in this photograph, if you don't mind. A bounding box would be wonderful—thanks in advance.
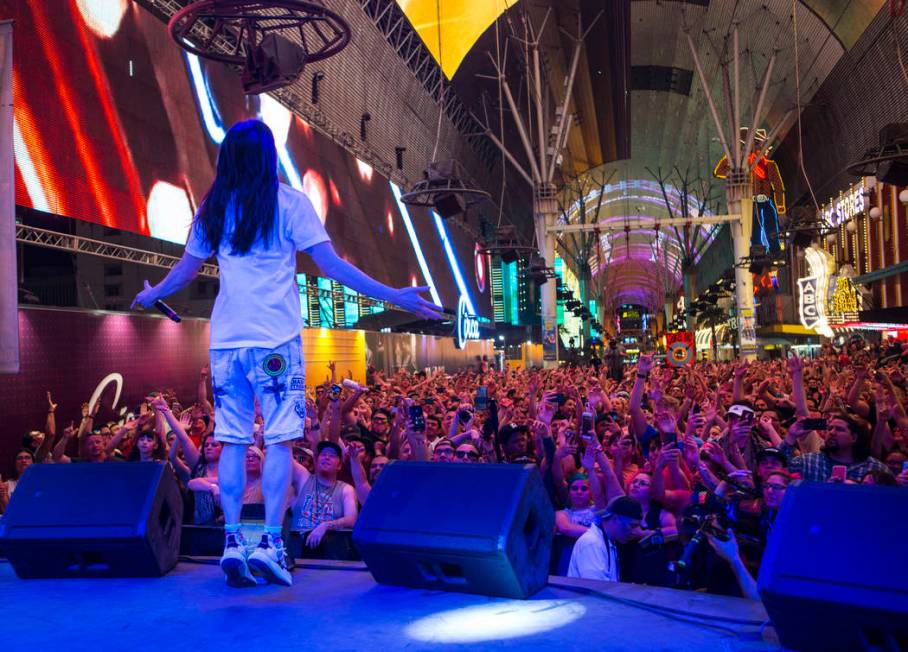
[316,440,343,458]
[756,447,786,465]
[727,404,755,419]
[595,496,643,522]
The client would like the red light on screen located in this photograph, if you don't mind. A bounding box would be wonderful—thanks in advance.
[329,179,341,206]
[387,211,394,236]
[303,169,328,224]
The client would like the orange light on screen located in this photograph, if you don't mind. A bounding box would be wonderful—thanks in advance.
[387,211,394,235]
[329,179,341,206]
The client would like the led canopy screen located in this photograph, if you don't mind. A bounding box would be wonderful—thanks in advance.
[6,0,489,318]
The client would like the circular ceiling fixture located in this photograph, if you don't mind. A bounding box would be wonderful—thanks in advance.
[168,0,351,94]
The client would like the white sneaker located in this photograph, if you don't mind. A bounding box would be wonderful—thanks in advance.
[248,534,292,586]
[220,532,256,588]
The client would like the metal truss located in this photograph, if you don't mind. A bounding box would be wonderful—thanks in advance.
[16,224,220,279]
[357,0,499,169]
[300,280,388,310]
[18,223,394,310]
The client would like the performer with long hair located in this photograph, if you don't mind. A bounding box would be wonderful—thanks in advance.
[132,119,442,587]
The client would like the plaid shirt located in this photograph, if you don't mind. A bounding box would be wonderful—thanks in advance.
[778,443,889,482]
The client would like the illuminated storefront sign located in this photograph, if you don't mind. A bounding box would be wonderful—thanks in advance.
[829,266,860,324]
[455,295,479,349]
[819,181,865,228]
[797,247,833,337]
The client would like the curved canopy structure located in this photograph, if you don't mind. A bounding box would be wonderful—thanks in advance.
[394,0,885,308]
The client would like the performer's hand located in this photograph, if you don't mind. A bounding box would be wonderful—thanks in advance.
[389,286,445,320]
[306,522,329,549]
[130,280,160,310]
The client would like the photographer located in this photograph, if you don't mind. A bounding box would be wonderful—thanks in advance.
[568,496,643,582]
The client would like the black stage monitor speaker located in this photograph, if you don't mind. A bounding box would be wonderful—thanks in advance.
[353,462,554,599]
[0,462,182,579]
[758,483,908,651]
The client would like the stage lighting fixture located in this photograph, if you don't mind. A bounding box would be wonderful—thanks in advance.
[433,192,467,219]
[241,32,307,94]
[311,70,324,103]
[401,160,490,217]
[360,113,371,141]
[500,249,519,264]
[395,147,406,170]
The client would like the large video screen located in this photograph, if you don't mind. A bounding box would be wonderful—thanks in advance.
[4,0,489,318]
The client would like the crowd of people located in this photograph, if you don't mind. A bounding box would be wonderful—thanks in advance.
[3,338,907,599]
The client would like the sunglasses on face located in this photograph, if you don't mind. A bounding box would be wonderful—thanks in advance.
[455,450,479,460]
[435,448,454,456]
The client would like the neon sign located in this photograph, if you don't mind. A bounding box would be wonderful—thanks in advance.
[820,182,865,228]
[455,295,479,349]
[797,247,833,337]
[830,279,859,321]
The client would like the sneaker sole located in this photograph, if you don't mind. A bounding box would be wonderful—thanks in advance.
[248,556,292,587]
[221,557,257,588]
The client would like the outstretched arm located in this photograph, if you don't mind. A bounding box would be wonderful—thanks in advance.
[131,251,207,309]
[307,242,443,319]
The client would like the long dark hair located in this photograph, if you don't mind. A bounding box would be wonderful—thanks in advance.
[194,119,279,255]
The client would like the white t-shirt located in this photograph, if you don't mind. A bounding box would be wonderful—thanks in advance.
[185,184,330,349]
[567,523,620,582]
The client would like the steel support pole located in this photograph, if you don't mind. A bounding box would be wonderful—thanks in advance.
[728,180,756,359]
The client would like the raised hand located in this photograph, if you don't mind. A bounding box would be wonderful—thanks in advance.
[786,351,803,375]
[702,441,728,466]
[681,434,699,469]
[555,442,578,460]
[787,418,814,441]
[389,286,445,320]
[46,391,57,413]
[656,443,681,470]
[637,354,654,376]
[200,364,209,378]
[580,441,598,472]
[130,280,160,310]
[149,395,169,412]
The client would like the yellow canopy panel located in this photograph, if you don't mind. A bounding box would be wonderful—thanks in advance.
[396,0,517,78]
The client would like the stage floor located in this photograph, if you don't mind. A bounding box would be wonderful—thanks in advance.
[1,559,779,650]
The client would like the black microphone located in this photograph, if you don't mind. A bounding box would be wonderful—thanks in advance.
[153,300,181,323]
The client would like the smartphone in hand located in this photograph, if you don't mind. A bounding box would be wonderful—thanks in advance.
[408,405,426,432]
[581,411,593,435]
[830,465,847,483]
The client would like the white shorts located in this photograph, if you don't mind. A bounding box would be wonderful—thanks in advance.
[210,336,306,446]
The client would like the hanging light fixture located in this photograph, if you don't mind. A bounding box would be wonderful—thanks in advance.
[400,2,489,217]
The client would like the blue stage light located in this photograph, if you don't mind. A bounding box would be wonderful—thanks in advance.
[390,182,442,307]
[431,211,475,315]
